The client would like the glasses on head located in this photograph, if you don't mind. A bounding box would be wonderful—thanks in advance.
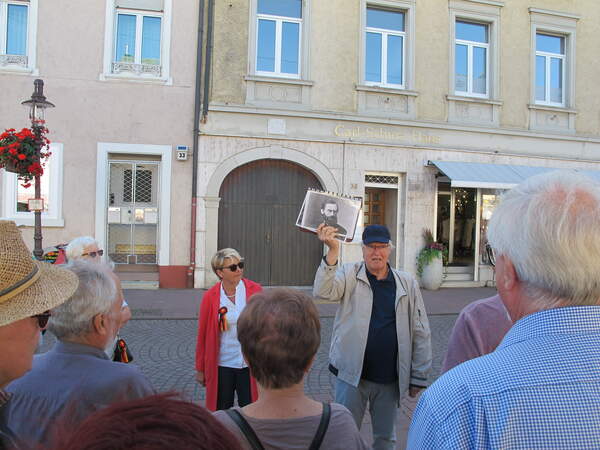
[31,311,51,329]
[82,249,104,258]
[365,244,390,251]
[220,261,244,272]
[485,243,496,267]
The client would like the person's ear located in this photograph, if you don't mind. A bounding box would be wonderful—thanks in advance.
[92,313,108,336]
[216,269,223,279]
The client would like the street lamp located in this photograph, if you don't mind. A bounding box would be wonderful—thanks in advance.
[21,79,54,260]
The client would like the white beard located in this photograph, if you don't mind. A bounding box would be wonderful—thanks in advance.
[103,335,119,358]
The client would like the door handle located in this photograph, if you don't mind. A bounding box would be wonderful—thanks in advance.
[265,232,271,243]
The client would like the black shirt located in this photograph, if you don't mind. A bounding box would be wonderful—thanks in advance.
[361,265,398,384]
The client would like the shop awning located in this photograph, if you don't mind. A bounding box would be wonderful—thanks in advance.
[428,160,599,189]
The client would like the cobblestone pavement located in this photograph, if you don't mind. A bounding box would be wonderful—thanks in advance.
[38,313,457,449]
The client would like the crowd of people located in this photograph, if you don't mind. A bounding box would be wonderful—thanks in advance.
[0,170,599,449]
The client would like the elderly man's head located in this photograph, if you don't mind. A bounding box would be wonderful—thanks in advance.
[49,261,122,354]
[488,171,600,319]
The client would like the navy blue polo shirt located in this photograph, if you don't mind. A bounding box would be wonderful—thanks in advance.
[361,265,398,384]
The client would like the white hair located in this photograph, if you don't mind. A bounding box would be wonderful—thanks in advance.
[48,261,117,340]
[65,236,98,261]
[487,170,600,308]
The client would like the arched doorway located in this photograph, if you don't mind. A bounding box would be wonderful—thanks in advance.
[218,159,323,286]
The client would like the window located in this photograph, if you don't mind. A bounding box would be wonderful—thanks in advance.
[0,0,37,71]
[1,143,64,226]
[535,33,565,106]
[102,0,171,81]
[365,7,405,88]
[114,9,161,75]
[255,0,302,77]
[454,20,488,97]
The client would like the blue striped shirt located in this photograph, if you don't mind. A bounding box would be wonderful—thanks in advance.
[408,306,600,449]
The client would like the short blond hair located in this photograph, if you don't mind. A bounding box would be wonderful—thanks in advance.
[210,248,243,277]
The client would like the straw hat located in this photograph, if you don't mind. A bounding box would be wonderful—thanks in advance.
[0,221,78,327]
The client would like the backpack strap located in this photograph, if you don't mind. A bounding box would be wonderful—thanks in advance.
[309,403,331,450]
[224,409,265,450]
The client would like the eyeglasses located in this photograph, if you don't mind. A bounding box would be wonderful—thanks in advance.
[31,311,51,329]
[82,249,104,258]
[365,244,390,251]
[485,243,496,267]
[220,261,244,272]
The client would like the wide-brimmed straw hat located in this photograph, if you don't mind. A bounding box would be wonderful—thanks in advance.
[0,221,78,327]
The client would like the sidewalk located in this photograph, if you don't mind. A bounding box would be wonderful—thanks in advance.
[125,286,497,319]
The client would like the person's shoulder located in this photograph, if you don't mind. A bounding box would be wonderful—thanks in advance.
[325,403,368,449]
[204,282,221,297]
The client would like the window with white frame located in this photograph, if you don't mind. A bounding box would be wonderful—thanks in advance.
[2,143,63,226]
[454,20,488,97]
[102,0,171,80]
[0,0,31,69]
[255,0,302,77]
[364,6,405,88]
[113,5,162,76]
[535,33,565,106]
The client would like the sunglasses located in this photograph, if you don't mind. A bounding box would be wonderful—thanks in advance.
[82,249,104,258]
[220,261,244,272]
[31,311,51,329]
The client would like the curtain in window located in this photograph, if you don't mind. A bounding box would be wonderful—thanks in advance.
[6,4,28,55]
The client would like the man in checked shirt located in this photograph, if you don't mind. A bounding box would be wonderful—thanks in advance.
[408,171,600,449]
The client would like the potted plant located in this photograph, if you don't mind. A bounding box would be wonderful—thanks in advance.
[0,125,51,188]
[416,228,447,290]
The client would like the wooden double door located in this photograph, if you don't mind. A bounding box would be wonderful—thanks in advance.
[218,159,323,286]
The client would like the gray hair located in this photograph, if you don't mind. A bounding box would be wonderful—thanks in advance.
[48,261,117,340]
[487,171,600,309]
[211,248,243,277]
[65,236,98,261]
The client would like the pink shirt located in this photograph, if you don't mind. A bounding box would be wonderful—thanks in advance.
[441,294,513,373]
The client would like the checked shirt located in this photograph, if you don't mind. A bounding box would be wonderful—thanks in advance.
[408,306,600,449]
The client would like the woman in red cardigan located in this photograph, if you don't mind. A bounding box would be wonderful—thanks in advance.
[195,248,261,411]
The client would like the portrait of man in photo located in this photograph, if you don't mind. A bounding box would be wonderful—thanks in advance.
[320,200,347,236]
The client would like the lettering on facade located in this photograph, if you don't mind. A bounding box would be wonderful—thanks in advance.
[333,125,441,145]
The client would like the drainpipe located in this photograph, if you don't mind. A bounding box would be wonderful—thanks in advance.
[187,0,206,288]
[202,0,214,121]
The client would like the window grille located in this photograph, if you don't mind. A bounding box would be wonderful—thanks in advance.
[123,169,152,203]
[365,175,398,185]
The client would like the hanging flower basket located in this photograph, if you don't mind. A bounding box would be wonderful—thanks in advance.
[0,124,51,188]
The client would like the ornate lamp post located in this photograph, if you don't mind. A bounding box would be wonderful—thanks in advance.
[21,79,54,260]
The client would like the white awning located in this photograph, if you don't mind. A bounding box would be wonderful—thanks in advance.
[428,161,599,190]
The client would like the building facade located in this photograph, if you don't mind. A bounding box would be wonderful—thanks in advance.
[0,0,198,287]
[195,0,600,288]
[2,0,600,289]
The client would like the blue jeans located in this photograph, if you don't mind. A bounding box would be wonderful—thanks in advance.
[336,378,399,450]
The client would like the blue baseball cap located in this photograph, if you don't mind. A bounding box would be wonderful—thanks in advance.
[362,225,391,244]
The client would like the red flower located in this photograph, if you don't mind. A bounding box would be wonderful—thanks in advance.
[21,183,31,189]
[17,154,26,160]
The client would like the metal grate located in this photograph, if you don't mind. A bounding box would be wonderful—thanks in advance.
[365,175,399,185]
[124,169,153,203]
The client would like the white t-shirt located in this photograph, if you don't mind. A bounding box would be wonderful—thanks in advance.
[218,281,247,368]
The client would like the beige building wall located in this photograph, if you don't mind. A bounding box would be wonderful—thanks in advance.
[209,0,600,139]
[0,1,199,279]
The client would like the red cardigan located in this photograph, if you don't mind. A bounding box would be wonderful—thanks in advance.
[195,278,262,411]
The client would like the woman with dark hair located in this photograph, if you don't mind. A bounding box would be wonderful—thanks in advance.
[196,248,261,411]
[214,288,367,450]
[49,393,242,450]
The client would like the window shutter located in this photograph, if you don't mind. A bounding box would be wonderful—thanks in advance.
[115,0,163,12]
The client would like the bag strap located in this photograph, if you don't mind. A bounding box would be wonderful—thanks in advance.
[224,409,265,450]
[309,403,331,450]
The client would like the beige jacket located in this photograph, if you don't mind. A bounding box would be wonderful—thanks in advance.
[313,259,432,393]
